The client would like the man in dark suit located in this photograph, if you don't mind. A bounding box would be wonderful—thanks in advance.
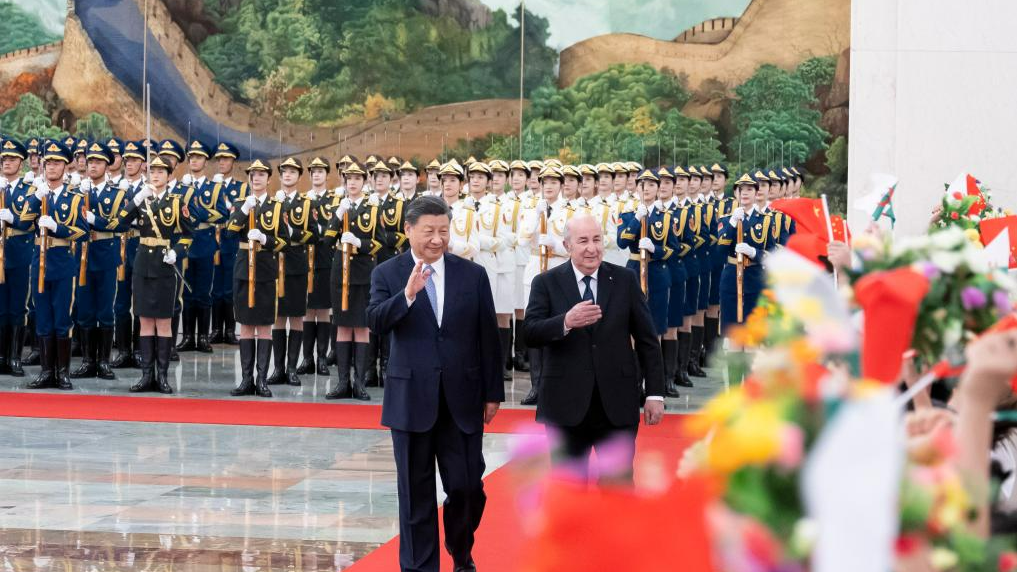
[367,196,504,572]
[524,213,665,481]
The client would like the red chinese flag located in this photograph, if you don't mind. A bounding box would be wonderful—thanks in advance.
[520,478,717,572]
[770,198,830,241]
[854,268,930,384]
[787,232,828,268]
[830,215,851,243]
[979,215,1017,269]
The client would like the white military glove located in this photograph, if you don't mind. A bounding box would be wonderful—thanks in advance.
[462,196,476,210]
[653,199,664,212]
[0,177,8,189]
[33,184,49,201]
[0,209,13,224]
[240,194,258,214]
[307,189,317,200]
[247,228,267,245]
[212,173,224,183]
[23,171,34,184]
[85,211,96,225]
[133,184,154,206]
[80,179,92,193]
[118,178,130,191]
[274,190,286,202]
[367,194,380,207]
[638,237,655,253]
[38,215,57,232]
[735,243,757,259]
[538,234,557,248]
[576,197,588,208]
[336,197,352,218]
[181,174,193,187]
[69,172,81,187]
[730,207,746,224]
[340,231,362,249]
[635,204,648,221]
[535,198,548,213]
[448,239,470,256]
[163,249,177,265]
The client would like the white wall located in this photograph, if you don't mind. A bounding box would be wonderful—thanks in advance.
[848,0,1017,236]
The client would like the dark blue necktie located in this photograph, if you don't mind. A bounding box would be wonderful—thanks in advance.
[581,275,594,303]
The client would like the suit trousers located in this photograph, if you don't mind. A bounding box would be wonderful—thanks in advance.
[391,383,487,572]
[554,384,638,481]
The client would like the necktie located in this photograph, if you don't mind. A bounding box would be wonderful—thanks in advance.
[424,264,439,322]
[581,275,594,303]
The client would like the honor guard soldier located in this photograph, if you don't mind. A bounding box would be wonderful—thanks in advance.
[680,166,711,381]
[61,137,78,178]
[223,159,286,397]
[704,163,731,367]
[658,166,693,396]
[423,158,441,196]
[488,158,520,378]
[323,161,386,401]
[178,139,228,353]
[718,173,771,333]
[518,165,570,405]
[73,139,89,175]
[266,157,316,388]
[0,139,36,376]
[396,160,422,202]
[440,161,480,260]
[505,159,531,375]
[781,167,799,237]
[617,169,675,338]
[111,141,147,368]
[114,156,192,393]
[106,138,124,186]
[24,140,90,390]
[26,137,41,175]
[70,141,130,380]
[209,141,244,345]
[295,156,335,377]
[468,161,515,381]
[766,169,791,247]
[363,159,402,386]
[156,139,195,359]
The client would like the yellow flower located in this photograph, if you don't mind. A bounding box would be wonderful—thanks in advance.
[929,547,959,571]
[704,401,783,473]
[964,228,981,243]
[686,389,746,437]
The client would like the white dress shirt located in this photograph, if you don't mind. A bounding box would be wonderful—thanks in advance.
[406,252,445,326]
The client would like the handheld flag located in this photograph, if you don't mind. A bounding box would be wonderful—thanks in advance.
[854,173,898,227]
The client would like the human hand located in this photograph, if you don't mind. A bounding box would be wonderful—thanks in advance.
[133,184,154,206]
[958,330,1017,408]
[638,237,655,253]
[564,299,602,329]
[240,194,258,215]
[826,240,851,270]
[635,204,648,221]
[484,402,500,425]
[85,211,96,225]
[340,231,361,249]
[247,228,267,245]
[162,249,177,265]
[735,242,756,258]
[38,215,57,232]
[212,173,224,183]
[404,259,433,302]
[731,207,746,223]
[644,399,664,425]
[0,209,13,224]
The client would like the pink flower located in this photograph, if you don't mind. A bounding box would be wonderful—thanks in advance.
[994,290,1012,315]
[776,424,804,470]
[1000,551,1017,572]
[961,286,987,310]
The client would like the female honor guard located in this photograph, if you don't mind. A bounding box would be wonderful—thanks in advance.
[0,139,36,377]
[110,141,148,368]
[115,156,192,393]
[209,142,244,345]
[295,156,335,377]
[266,157,316,388]
[718,173,771,332]
[658,166,692,397]
[439,161,479,261]
[323,161,386,401]
[226,159,287,398]
[23,140,89,390]
[507,160,531,374]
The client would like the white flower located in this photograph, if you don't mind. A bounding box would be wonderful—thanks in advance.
[929,227,966,250]
[943,319,964,349]
[930,250,964,273]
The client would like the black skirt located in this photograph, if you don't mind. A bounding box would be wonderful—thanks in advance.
[332,283,369,327]
[277,274,309,317]
[307,269,332,309]
[233,279,278,326]
[134,273,179,319]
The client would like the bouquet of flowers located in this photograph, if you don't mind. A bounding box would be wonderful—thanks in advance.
[937,174,993,232]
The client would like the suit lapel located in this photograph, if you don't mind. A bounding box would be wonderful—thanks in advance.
[555,262,582,307]
[400,252,439,329]
[596,263,613,312]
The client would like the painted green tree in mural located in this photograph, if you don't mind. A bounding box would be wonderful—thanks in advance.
[0,94,67,141]
[0,3,60,54]
[515,64,723,164]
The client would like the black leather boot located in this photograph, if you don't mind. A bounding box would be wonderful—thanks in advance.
[71,328,81,357]
[315,322,330,375]
[703,316,720,369]
[326,323,336,366]
[131,315,141,367]
[521,347,541,405]
[23,315,40,366]
[513,326,529,372]
[155,336,173,394]
[70,327,97,378]
[209,301,224,344]
[230,338,256,396]
[96,326,115,380]
[286,328,302,386]
[499,327,512,381]
[255,338,273,398]
[325,340,352,399]
[9,324,24,377]
[176,308,196,351]
[661,339,681,398]
[688,326,707,378]
[26,335,55,389]
[266,329,287,385]
[129,336,157,392]
[224,304,239,345]
[0,324,11,374]
[55,336,73,390]
[351,342,371,401]
[676,332,695,388]
[169,312,180,361]
[295,321,316,375]
[110,316,134,368]
[363,334,379,387]
[196,307,213,353]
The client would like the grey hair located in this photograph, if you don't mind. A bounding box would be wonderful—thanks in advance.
[563,213,600,243]
[405,195,452,225]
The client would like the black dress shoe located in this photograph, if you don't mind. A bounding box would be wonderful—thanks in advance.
[687,360,707,378]
[195,335,213,353]
[665,381,681,398]
[176,335,196,352]
[287,371,301,386]
[512,355,529,373]
[520,387,538,406]
[676,370,694,388]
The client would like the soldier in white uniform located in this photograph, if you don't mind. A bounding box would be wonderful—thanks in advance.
[506,160,532,374]
[439,161,479,260]
[517,165,570,405]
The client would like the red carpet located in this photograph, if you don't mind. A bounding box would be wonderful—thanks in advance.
[0,392,545,434]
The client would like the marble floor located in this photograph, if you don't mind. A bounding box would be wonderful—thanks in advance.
[0,343,725,571]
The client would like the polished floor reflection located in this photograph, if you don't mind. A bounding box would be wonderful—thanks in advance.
[0,417,515,571]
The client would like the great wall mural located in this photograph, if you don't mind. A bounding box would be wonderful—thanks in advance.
[0,0,851,207]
